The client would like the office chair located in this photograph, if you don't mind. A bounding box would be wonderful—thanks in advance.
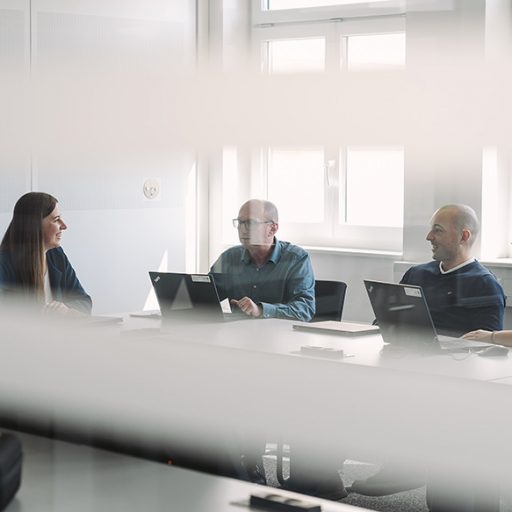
[274,280,348,487]
[311,279,347,322]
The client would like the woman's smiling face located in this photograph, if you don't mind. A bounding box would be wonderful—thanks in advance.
[42,204,67,251]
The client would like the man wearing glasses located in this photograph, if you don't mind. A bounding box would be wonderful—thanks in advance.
[209,198,316,488]
[210,199,315,321]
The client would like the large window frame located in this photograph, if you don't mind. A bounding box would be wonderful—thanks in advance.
[248,4,405,252]
[248,144,404,252]
[208,1,408,262]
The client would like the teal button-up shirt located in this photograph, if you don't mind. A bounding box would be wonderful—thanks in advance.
[210,239,315,321]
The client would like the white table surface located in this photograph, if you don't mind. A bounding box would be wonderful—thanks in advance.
[120,314,512,382]
[2,313,512,487]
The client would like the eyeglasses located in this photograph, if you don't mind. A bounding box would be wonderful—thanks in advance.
[232,218,275,229]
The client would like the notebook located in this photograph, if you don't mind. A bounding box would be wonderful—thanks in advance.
[149,271,245,323]
[293,320,379,336]
[363,279,494,352]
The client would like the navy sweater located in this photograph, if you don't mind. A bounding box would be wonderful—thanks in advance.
[400,260,505,336]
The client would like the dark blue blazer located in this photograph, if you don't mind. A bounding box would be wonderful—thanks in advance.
[0,247,92,314]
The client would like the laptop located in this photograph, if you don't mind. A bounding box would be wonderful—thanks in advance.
[149,271,246,323]
[363,280,494,352]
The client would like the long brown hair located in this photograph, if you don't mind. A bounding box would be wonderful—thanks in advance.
[0,192,58,294]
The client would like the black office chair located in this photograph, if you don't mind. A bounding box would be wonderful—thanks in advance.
[274,280,348,488]
[311,279,347,322]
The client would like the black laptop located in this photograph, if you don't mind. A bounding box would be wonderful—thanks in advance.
[363,280,493,352]
[149,271,245,323]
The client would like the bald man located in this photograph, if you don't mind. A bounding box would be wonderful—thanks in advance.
[400,204,505,336]
[210,199,315,322]
[353,204,506,510]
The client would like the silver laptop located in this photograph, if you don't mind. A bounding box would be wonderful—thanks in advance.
[364,280,494,352]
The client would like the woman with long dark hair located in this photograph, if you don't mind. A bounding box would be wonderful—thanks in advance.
[0,192,92,314]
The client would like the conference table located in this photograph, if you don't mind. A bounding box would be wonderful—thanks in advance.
[5,430,369,512]
[2,312,512,508]
[122,313,512,381]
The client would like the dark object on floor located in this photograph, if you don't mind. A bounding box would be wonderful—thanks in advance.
[350,467,425,496]
[0,432,23,511]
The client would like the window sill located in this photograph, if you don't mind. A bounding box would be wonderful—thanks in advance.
[304,245,402,259]
[394,258,512,272]
[480,258,512,269]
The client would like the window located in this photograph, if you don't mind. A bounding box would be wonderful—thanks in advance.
[481,147,512,259]
[346,33,406,69]
[265,37,325,73]
[210,2,508,264]
[248,3,406,252]
[257,22,405,74]
[267,147,325,223]
[344,147,404,227]
[211,2,407,256]
[263,145,404,251]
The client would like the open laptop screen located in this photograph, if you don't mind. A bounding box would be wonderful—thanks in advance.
[364,280,438,346]
[149,272,225,321]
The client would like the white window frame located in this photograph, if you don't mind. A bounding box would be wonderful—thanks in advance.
[248,145,404,252]
[251,0,406,26]
[481,147,512,260]
[252,16,405,71]
[247,4,405,252]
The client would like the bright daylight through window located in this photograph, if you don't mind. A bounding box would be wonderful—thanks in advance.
[218,1,406,253]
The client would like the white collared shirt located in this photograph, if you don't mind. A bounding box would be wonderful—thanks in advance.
[439,257,475,275]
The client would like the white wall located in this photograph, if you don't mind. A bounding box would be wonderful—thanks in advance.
[0,0,197,313]
[0,1,31,226]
